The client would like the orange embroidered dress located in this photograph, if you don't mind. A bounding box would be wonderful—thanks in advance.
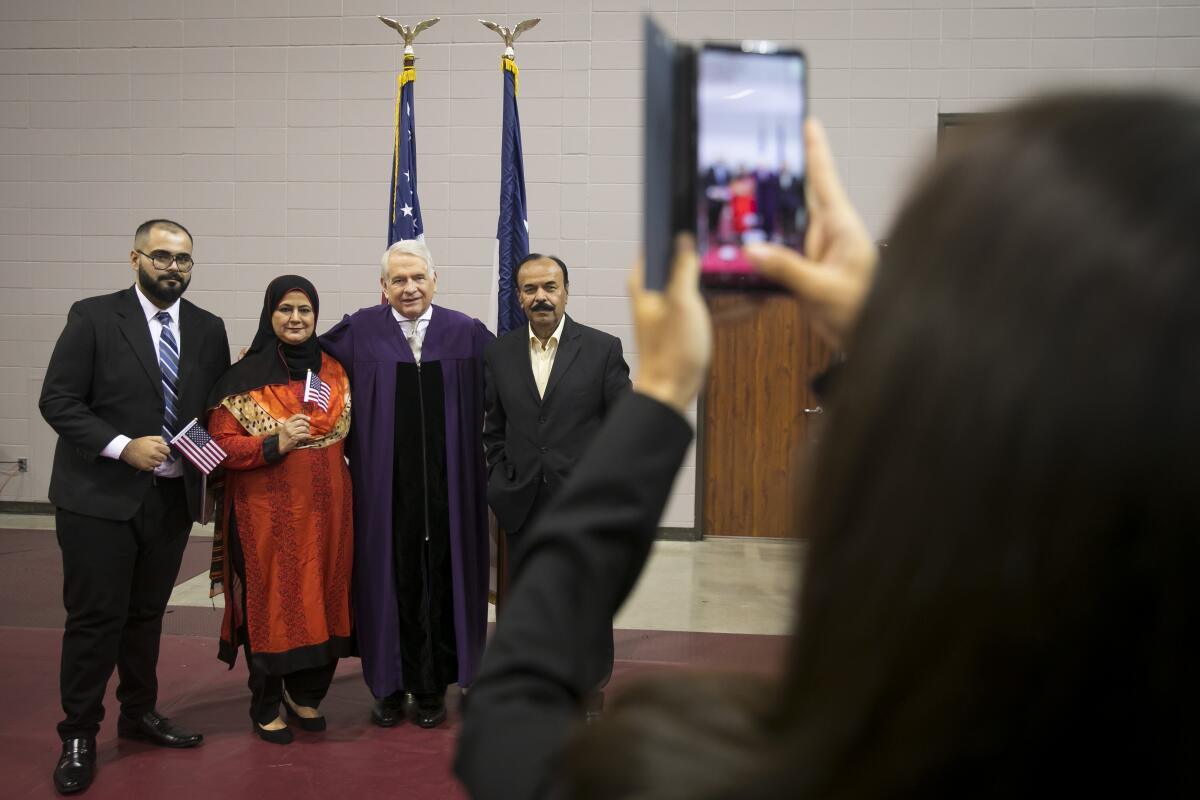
[209,353,353,673]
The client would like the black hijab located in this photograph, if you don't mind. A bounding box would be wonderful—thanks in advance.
[207,275,323,408]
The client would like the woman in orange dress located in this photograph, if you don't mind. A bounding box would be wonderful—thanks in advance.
[206,275,352,744]
[729,171,759,237]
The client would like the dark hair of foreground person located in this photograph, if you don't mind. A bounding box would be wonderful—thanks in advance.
[565,93,1200,799]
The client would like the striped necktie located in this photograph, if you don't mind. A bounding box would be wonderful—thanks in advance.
[155,311,180,445]
[403,318,423,364]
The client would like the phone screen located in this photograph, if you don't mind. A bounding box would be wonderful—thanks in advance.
[696,46,806,288]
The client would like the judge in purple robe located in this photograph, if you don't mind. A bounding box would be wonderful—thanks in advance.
[320,239,494,729]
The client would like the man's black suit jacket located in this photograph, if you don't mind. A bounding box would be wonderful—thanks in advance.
[483,315,631,532]
[39,287,231,522]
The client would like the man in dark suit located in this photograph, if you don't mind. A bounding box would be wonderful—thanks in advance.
[778,162,805,245]
[483,253,631,715]
[755,167,782,241]
[39,219,230,794]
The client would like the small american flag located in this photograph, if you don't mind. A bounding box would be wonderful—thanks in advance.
[304,369,331,412]
[170,418,227,475]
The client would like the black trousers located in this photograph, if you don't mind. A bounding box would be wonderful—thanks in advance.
[225,508,338,725]
[707,200,725,241]
[394,526,457,702]
[507,481,615,691]
[56,477,192,740]
[243,644,337,725]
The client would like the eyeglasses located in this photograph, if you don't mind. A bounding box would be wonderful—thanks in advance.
[136,249,194,273]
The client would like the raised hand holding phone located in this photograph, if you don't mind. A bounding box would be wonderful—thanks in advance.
[642,17,813,293]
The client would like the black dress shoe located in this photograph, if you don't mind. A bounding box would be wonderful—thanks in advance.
[370,694,405,728]
[53,737,95,795]
[412,695,447,729]
[283,691,327,732]
[116,711,203,748]
[253,721,294,745]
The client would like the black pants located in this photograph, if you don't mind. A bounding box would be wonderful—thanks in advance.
[394,528,457,702]
[707,200,725,241]
[225,510,338,725]
[244,645,337,725]
[56,478,192,740]
[507,482,615,691]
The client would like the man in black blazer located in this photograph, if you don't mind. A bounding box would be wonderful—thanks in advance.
[39,219,230,794]
[483,254,631,710]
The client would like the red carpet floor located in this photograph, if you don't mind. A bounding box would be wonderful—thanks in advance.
[0,529,787,799]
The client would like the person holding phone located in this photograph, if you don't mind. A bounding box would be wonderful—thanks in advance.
[457,91,1200,800]
[205,276,353,744]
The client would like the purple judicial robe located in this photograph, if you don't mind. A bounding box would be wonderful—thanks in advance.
[321,303,494,697]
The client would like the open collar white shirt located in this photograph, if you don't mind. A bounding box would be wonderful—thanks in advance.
[529,314,567,400]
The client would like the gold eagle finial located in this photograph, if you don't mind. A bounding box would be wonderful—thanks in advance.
[478,18,541,58]
[377,16,441,54]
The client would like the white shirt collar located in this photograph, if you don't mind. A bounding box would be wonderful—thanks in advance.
[529,313,567,348]
[391,303,434,327]
[133,283,181,326]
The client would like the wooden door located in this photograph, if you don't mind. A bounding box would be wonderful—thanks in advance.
[701,295,832,538]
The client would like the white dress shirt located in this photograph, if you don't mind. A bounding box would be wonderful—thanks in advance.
[529,314,567,400]
[101,284,183,477]
[393,303,433,364]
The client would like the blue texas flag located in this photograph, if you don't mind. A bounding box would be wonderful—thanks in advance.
[491,54,529,336]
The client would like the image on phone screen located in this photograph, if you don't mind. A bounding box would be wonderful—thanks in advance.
[697,46,806,285]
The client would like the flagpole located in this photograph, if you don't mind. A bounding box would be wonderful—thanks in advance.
[302,368,314,418]
[378,15,439,244]
[391,51,417,239]
[480,18,540,336]
[378,16,439,303]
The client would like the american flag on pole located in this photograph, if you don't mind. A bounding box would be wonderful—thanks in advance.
[388,52,424,244]
[170,418,227,475]
[303,369,331,412]
[488,53,529,336]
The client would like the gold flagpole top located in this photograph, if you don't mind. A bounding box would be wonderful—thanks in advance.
[377,16,440,56]
[478,18,540,59]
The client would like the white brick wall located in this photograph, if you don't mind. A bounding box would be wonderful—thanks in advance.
[2,0,1198,529]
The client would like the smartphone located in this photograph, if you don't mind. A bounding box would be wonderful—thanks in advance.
[696,44,807,290]
[643,16,693,292]
[643,19,806,291]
